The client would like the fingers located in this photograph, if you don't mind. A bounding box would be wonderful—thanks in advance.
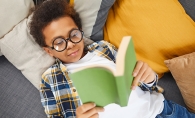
[76,103,104,118]
[132,60,143,77]
[89,113,99,118]
[139,67,152,82]
[132,61,145,89]
[77,103,96,114]
[142,69,155,83]
[87,107,104,118]
[132,61,155,89]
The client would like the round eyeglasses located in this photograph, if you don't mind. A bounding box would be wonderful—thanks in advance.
[47,29,84,52]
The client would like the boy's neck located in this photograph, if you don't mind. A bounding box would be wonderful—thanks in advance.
[81,50,88,59]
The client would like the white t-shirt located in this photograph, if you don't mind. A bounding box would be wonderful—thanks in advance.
[65,51,116,73]
[65,52,164,118]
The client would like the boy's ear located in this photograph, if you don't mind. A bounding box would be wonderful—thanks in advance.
[43,47,54,57]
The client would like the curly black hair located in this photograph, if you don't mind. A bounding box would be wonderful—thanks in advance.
[30,0,82,47]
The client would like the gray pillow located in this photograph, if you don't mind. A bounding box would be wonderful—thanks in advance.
[179,0,195,21]
[90,0,115,41]
[73,0,115,41]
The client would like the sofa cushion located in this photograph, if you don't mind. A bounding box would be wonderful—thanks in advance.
[0,56,46,118]
[0,51,2,56]
[179,0,195,21]
[104,0,195,77]
[158,72,185,107]
[164,52,195,113]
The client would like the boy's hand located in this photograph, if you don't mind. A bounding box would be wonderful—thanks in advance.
[76,103,104,118]
[131,61,156,90]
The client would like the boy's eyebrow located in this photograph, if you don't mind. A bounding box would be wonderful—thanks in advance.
[50,27,78,44]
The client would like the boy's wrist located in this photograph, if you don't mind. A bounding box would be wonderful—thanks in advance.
[146,79,155,84]
[146,73,158,84]
[146,74,158,85]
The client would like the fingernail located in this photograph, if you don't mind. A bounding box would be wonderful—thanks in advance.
[133,72,137,77]
[131,86,136,90]
[93,103,96,107]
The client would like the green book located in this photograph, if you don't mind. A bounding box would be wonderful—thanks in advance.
[69,36,137,107]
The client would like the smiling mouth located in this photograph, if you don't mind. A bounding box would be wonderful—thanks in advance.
[68,49,79,56]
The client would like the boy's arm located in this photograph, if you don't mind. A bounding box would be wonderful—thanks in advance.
[40,71,80,118]
[40,78,63,118]
[138,74,164,93]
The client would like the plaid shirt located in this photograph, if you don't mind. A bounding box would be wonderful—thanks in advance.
[40,40,163,118]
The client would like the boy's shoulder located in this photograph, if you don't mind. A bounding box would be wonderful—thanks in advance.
[87,40,117,51]
[41,63,58,77]
[41,60,65,80]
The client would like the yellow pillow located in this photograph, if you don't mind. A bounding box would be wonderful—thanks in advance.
[104,0,195,77]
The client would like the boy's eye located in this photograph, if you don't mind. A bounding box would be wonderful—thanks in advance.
[54,38,64,45]
[71,31,79,38]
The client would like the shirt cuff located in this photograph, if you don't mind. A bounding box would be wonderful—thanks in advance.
[144,74,158,87]
[138,74,164,93]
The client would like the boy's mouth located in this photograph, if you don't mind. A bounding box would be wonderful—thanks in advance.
[68,49,79,56]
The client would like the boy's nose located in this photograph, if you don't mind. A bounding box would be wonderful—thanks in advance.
[66,40,75,50]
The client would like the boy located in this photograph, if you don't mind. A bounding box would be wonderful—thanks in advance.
[30,0,195,118]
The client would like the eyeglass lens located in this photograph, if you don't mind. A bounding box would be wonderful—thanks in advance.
[53,29,83,51]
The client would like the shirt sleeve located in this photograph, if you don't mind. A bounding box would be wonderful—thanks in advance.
[102,41,118,59]
[138,74,164,93]
[87,40,118,62]
[40,78,63,118]
[40,71,79,118]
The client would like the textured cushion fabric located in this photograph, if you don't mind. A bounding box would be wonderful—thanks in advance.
[0,0,34,38]
[0,56,46,118]
[179,0,195,21]
[158,72,185,107]
[0,15,55,89]
[164,52,195,113]
[0,0,34,56]
[104,0,195,77]
[0,51,2,56]
[73,0,115,41]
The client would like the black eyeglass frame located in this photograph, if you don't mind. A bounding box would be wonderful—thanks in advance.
[46,29,84,52]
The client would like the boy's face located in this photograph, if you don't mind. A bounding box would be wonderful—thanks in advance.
[43,16,85,63]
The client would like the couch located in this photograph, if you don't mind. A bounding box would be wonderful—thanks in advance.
[0,0,194,117]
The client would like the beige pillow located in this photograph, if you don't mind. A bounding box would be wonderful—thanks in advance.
[0,0,34,38]
[164,52,195,113]
[0,0,34,56]
[0,16,55,89]
[0,51,2,56]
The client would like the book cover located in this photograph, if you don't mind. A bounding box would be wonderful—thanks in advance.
[69,36,137,107]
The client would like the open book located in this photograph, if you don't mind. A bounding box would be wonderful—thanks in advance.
[69,36,137,107]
